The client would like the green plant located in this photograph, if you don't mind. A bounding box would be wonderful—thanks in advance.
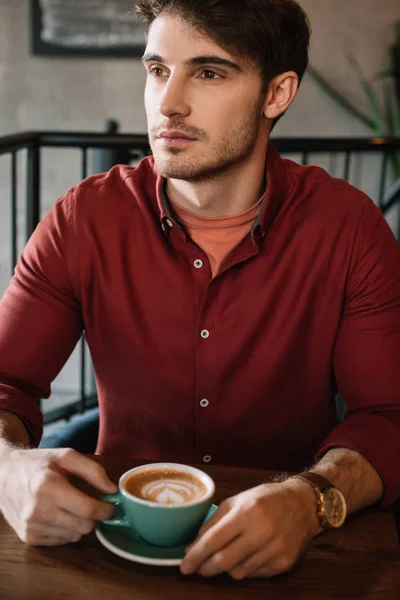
[308,20,400,178]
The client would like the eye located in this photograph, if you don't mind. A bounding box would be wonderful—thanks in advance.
[149,66,167,78]
[200,69,223,80]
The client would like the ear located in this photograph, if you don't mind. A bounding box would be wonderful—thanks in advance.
[263,72,299,120]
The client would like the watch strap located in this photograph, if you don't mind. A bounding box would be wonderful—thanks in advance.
[292,471,334,492]
[291,471,334,531]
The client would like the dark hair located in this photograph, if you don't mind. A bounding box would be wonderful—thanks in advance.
[135,0,311,92]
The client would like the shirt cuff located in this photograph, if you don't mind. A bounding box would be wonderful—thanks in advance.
[0,387,43,447]
[315,412,400,506]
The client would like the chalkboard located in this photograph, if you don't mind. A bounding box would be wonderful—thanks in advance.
[31,0,146,57]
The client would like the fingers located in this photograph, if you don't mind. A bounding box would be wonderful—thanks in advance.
[19,522,83,547]
[19,499,98,546]
[53,477,116,522]
[230,543,299,580]
[246,556,296,579]
[0,447,117,549]
[181,510,240,575]
[228,549,270,580]
[54,450,117,494]
[40,508,95,536]
[197,534,260,577]
[195,503,231,539]
[192,535,297,580]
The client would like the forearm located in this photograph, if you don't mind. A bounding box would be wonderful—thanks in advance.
[283,446,384,540]
[0,411,31,456]
[309,447,384,514]
[282,447,384,538]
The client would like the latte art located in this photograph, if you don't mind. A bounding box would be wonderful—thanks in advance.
[125,469,208,505]
[140,478,201,504]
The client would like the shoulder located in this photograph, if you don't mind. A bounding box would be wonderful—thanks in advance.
[284,158,371,212]
[71,155,157,202]
[280,158,399,276]
[56,155,158,229]
[281,158,377,232]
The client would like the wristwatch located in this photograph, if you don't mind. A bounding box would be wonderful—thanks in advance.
[291,471,347,530]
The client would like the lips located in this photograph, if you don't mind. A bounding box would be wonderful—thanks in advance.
[158,131,197,140]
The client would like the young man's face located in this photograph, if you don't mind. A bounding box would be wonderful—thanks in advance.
[142,14,268,181]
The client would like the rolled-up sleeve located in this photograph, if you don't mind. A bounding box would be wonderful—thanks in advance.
[0,192,82,446]
[315,199,400,505]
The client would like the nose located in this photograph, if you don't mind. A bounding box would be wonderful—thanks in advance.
[158,73,191,119]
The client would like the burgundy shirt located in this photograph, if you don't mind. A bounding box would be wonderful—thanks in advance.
[1,144,400,505]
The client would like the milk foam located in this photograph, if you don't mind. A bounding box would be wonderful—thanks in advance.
[140,478,201,505]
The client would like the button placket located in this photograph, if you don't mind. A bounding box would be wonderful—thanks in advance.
[195,283,219,467]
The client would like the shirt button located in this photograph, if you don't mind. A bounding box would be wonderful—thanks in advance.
[200,399,209,407]
[166,219,173,228]
[203,455,212,463]
[194,259,203,269]
[200,330,210,339]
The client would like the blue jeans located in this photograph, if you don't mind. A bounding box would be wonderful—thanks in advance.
[39,408,99,454]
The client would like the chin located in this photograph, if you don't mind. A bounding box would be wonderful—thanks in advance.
[153,155,206,180]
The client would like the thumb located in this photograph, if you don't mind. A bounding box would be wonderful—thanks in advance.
[53,449,118,493]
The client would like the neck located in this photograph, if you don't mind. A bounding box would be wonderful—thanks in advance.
[166,136,269,218]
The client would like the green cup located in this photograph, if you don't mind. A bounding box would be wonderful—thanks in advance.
[100,462,215,547]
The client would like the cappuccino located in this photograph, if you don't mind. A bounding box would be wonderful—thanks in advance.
[124,468,208,505]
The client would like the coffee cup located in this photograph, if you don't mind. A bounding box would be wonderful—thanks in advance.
[100,462,215,547]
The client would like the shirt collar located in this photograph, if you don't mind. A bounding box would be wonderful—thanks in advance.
[256,142,287,238]
[155,142,286,240]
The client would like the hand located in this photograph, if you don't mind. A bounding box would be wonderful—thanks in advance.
[180,479,320,579]
[0,447,118,546]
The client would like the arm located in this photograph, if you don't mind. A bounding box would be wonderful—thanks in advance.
[309,447,383,514]
[0,192,83,445]
[285,447,384,538]
[0,193,117,545]
[287,198,400,530]
[312,198,400,507]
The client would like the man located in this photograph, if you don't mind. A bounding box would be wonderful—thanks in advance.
[0,0,399,581]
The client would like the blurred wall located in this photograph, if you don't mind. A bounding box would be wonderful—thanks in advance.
[1,0,398,139]
[0,0,399,401]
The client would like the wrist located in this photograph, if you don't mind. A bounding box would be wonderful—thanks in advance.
[282,477,324,538]
[0,439,19,461]
[0,442,20,502]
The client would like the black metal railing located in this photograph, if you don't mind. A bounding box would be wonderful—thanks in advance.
[1,131,399,425]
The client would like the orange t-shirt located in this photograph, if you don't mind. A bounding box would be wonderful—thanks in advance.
[170,196,264,277]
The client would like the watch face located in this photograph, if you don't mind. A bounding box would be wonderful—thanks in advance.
[324,488,347,528]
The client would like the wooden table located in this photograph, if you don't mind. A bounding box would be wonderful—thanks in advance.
[0,455,399,599]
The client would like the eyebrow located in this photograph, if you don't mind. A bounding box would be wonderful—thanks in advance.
[141,53,243,72]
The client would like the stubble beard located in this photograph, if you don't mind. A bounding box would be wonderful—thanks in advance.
[149,97,265,182]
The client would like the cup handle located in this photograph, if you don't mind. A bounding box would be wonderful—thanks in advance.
[100,493,129,527]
